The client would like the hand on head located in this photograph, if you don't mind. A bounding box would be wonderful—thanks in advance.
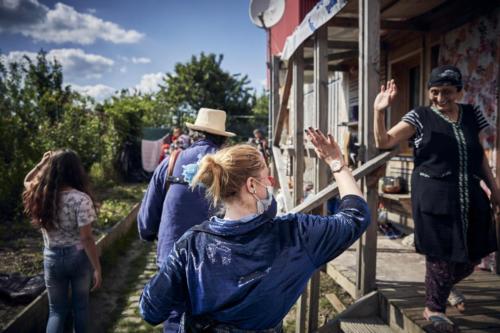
[305,128,343,165]
[40,151,52,164]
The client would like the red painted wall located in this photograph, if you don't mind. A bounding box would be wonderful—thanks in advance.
[269,0,318,56]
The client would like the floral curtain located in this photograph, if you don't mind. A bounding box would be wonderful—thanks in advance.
[439,8,499,166]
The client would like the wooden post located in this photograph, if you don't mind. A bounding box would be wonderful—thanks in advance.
[272,147,293,211]
[271,56,281,184]
[314,25,329,194]
[355,0,380,298]
[307,25,329,333]
[293,46,309,333]
[293,48,305,206]
[295,285,308,333]
[307,270,320,332]
[274,65,293,147]
[271,56,280,147]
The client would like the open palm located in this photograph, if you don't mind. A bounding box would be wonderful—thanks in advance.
[305,128,343,164]
[374,79,397,111]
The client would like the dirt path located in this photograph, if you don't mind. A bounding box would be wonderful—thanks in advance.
[88,235,161,333]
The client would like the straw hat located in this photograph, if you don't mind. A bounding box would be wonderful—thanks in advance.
[186,108,236,137]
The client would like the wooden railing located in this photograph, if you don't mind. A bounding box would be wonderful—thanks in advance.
[290,150,395,333]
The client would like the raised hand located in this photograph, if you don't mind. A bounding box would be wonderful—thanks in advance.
[305,128,343,165]
[40,151,52,164]
[374,79,397,112]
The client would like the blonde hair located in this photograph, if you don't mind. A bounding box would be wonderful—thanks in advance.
[192,144,266,205]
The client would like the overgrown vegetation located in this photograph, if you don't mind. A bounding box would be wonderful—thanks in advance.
[1,50,268,223]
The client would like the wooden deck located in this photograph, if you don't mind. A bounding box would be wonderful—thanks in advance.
[327,235,500,333]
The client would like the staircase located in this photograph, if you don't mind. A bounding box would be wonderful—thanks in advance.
[318,291,404,333]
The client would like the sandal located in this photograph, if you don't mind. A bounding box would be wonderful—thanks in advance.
[423,310,459,333]
[448,288,466,312]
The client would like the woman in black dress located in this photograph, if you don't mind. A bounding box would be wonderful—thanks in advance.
[373,65,499,332]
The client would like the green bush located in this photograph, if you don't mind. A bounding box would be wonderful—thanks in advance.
[0,52,104,221]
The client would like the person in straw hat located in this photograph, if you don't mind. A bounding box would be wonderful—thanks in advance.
[138,108,235,332]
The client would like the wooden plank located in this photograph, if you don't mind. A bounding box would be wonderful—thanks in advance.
[270,56,281,186]
[271,56,280,141]
[293,47,305,206]
[303,39,359,50]
[295,289,308,333]
[326,262,357,299]
[325,293,347,313]
[327,50,359,62]
[328,17,424,31]
[382,299,426,333]
[356,0,381,299]
[273,64,293,147]
[284,144,318,157]
[341,317,394,333]
[272,146,293,212]
[291,150,395,214]
[314,25,329,195]
[308,270,321,333]
[303,64,350,72]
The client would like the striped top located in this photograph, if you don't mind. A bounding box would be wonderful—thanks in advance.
[402,105,490,148]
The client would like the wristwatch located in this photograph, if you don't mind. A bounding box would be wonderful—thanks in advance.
[329,159,344,173]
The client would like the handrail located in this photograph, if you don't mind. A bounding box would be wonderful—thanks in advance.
[291,150,396,333]
[291,150,396,214]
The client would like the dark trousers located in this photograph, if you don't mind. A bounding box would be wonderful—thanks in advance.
[425,256,475,312]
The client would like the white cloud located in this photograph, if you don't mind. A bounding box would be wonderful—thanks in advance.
[119,66,127,73]
[3,48,114,81]
[131,57,151,64]
[132,72,164,94]
[0,0,144,44]
[260,78,267,89]
[70,83,116,101]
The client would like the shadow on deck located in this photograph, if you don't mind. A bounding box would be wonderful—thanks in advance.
[326,236,500,332]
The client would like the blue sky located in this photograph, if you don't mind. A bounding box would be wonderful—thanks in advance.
[0,0,267,101]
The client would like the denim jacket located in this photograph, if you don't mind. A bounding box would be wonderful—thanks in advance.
[137,139,219,267]
[139,195,370,331]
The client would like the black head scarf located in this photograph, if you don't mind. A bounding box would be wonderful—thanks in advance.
[428,65,463,91]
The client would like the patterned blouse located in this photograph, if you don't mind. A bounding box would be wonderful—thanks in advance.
[42,189,96,248]
[402,105,490,148]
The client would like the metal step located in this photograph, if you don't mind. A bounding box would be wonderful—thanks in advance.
[340,316,396,333]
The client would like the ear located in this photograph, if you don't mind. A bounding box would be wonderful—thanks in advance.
[246,177,255,194]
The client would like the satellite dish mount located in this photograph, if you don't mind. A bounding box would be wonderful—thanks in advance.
[249,0,285,30]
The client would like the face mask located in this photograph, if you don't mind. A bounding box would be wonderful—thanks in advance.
[252,180,275,215]
[255,186,274,214]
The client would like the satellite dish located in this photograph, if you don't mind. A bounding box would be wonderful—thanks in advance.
[249,0,285,29]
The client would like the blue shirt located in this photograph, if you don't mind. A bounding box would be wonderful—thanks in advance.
[139,195,370,330]
[137,139,219,267]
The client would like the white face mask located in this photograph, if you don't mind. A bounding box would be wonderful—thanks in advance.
[252,180,274,215]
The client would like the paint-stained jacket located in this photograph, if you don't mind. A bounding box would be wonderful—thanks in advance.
[139,195,370,330]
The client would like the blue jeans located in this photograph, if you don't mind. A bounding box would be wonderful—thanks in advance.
[44,245,92,333]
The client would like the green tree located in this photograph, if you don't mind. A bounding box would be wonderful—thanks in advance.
[100,90,150,181]
[157,53,256,138]
[251,91,269,133]
[0,51,102,221]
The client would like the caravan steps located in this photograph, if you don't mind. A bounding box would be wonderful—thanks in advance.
[340,316,396,333]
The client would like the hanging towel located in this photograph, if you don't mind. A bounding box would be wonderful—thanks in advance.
[141,136,166,172]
